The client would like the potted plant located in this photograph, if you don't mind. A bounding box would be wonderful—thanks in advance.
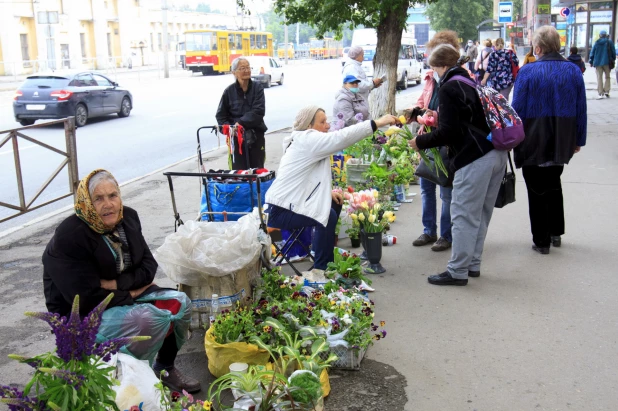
[324,249,371,288]
[345,223,361,248]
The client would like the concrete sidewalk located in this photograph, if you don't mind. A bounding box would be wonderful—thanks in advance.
[1,88,617,410]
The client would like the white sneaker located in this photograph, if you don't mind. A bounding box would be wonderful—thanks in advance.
[302,269,327,283]
[596,94,605,100]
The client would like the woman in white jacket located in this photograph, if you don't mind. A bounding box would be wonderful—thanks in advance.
[266,106,396,277]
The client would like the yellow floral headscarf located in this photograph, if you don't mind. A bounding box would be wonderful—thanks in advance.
[75,169,123,234]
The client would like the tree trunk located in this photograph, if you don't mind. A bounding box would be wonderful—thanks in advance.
[369,2,409,119]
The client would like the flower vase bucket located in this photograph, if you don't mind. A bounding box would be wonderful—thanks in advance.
[350,237,361,248]
[364,231,385,274]
[359,230,368,260]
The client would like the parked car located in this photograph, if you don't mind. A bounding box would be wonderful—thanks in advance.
[245,56,284,88]
[360,43,422,90]
[13,71,132,127]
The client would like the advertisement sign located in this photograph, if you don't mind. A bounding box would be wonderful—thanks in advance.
[576,11,587,23]
[499,2,513,23]
[537,4,550,14]
[557,29,567,47]
[590,10,613,23]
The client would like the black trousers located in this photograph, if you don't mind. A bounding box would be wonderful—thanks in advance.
[155,333,179,369]
[231,132,266,170]
[522,165,565,248]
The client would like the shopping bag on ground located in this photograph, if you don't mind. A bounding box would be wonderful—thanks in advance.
[113,353,165,411]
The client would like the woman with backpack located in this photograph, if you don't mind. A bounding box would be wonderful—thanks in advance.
[512,26,587,255]
[408,44,508,286]
[482,37,519,99]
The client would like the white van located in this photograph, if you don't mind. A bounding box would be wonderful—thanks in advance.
[244,56,284,88]
[352,29,423,90]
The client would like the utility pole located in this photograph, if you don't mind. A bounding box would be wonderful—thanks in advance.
[162,0,170,78]
[284,24,289,65]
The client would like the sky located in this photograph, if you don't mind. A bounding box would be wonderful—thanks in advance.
[164,0,272,15]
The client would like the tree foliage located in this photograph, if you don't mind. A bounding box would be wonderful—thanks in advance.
[425,0,494,42]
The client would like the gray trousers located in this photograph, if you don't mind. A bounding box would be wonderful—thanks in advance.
[447,149,508,279]
[596,65,611,95]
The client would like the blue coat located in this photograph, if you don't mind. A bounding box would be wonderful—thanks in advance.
[512,52,587,168]
[589,37,616,67]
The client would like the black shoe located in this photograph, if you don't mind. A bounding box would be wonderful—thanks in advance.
[551,236,561,247]
[413,233,437,246]
[468,270,480,278]
[532,245,550,255]
[428,271,468,286]
[431,237,452,252]
[605,94,610,98]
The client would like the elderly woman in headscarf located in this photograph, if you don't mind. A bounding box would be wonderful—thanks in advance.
[42,169,201,393]
[216,56,268,170]
[265,106,397,280]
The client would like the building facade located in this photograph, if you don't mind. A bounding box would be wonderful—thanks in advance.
[0,0,262,76]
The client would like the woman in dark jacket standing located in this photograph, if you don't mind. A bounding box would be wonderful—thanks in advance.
[216,57,268,169]
[512,26,587,254]
[409,44,508,286]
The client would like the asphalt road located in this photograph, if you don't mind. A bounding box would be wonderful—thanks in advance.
[0,60,424,231]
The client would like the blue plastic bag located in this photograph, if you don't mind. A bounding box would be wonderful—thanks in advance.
[96,290,191,364]
[200,178,274,222]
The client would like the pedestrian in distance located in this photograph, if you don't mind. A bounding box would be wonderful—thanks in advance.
[216,57,268,170]
[474,39,493,83]
[265,106,397,281]
[466,39,478,73]
[589,30,616,99]
[342,46,383,104]
[567,46,586,73]
[332,74,371,127]
[405,30,462,253]
[522,47,536,65]
[408,44,508,286]
[482,37,519,99]
[512,26,587,255]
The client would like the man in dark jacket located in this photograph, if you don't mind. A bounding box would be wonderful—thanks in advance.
[216,57,268,169]
[512,26,587,254]
[567,46,586,73]
[589,30,616,99]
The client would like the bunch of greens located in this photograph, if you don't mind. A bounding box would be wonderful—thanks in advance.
[288,371,322,405]
[0,294,149,411]
[325,249,371,286]
[343,137,375,160]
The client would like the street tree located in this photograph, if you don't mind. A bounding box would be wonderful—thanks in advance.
[237,0,437,118]
[425,0,493,43]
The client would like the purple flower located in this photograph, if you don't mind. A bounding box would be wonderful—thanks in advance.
[0,385,47,410]
[94,336,150,362]
[381,330,387,338]
[355,113,364,121]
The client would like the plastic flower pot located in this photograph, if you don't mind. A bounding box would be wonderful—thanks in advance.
[350,237,361,248]
[364,230,386,274]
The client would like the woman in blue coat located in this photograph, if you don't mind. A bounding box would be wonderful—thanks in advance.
[512,26,587,255]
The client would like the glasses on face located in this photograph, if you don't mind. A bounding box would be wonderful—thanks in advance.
[236,66,251,72]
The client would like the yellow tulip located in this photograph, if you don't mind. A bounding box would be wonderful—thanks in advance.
[399,115,407,124]
[389,216,397,223]
[350,213,358,220]
[361,201,369,210]
[358,213,366,221]
[373,203,381,211]
[368,214,376,223]
[373,191,379,198]
[384,126,401,137]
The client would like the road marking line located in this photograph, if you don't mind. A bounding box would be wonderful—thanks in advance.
[0,145,37,156]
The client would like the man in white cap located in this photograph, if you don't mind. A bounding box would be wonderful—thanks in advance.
[342,46,383,103]
[589,29,616,99]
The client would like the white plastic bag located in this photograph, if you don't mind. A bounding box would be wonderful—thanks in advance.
[154,215,262,285]
[113,353,164,411]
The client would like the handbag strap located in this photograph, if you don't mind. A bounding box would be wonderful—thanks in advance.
[504,151,514,177]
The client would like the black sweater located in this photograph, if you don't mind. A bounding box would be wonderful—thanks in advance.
[216,80,268,136]
[42,207,158,317]
[416,67,494,173]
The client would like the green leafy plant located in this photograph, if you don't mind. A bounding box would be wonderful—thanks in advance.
[0,294,149,411]
[325,249,371,286]
[288,371,322,405]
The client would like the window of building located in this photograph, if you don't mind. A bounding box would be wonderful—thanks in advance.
[150,33,154,51]
[80,33,87,58]
[20,34,30,61]
[107,33,112,57]
[158,33,162,50]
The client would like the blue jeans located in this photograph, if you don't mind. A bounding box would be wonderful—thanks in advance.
[420,177,453,242]
[267,201,342,270]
